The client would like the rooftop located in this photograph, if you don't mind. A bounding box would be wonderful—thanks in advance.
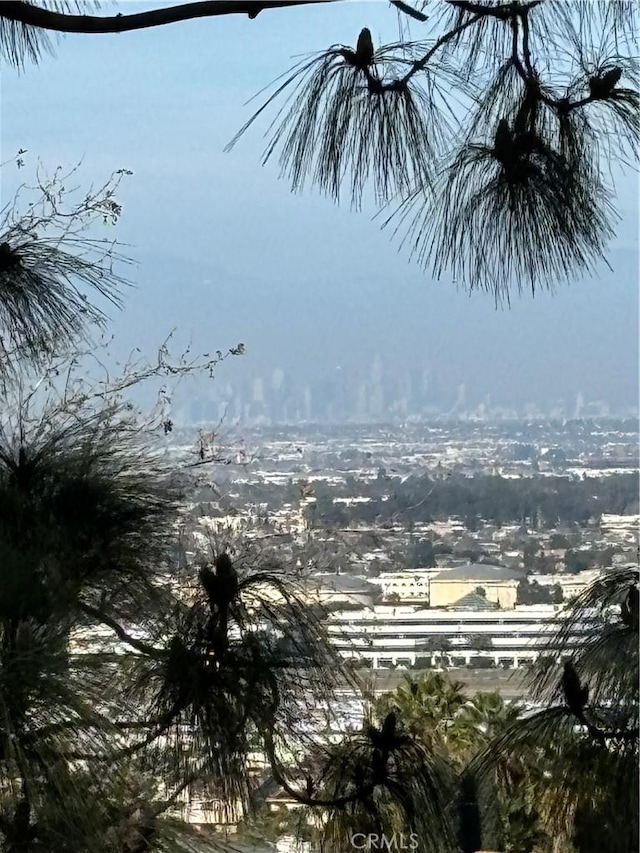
[433,563,525,582]
[448,591,501,611]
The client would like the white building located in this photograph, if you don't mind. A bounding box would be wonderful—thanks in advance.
[327,603,586,670]
[534,568,603,600]
[367,568,437,602]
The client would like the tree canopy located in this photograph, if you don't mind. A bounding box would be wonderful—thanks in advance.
[1,0,638,301]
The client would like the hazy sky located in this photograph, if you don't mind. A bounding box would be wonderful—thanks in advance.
[2,1,639,414]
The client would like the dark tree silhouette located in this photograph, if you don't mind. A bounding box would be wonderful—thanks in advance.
[471,565,639,852]
[0,1,637,301]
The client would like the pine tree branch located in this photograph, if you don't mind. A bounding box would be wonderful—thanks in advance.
[0,0,338,32]
[79,604,164,659]
[21,719,165,742]
[395,10,484,87]
[261,727,374,808]
[583,712,639,744]
[509,11,557,109]
[447,0,544,20]
[148,772,202,819]
[390,0,428,23]
[519,7,534,78]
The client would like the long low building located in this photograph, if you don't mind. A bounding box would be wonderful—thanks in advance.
[327,603,589,669]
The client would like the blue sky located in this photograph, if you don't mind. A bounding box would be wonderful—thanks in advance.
[1,1,638,416]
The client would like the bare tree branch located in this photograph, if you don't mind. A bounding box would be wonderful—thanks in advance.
[79,604,165,659]
[0,0,339,33]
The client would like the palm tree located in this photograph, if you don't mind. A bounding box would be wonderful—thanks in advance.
[376,672,467,745]
[446,690,521,763]
[372,670,565,852]
[415,635,453,668]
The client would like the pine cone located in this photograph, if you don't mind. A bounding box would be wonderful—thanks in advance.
[355,28,374,68]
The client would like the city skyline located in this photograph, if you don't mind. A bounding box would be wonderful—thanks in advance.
[182,356,639,426]
[2,3,638,429]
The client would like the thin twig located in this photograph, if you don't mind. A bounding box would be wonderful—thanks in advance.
[397,13,483,86]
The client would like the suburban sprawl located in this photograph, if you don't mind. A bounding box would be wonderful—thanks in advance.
[88,417,634,843]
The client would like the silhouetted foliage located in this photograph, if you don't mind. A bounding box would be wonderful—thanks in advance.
[0,2,637,300]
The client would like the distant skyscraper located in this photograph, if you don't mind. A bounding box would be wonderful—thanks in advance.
[371,354,383,384]
[252,377,264,404]
[409,366,431,413]
[370,382,384,421]
[333,366,348,422]
[269,368,287,421]
[271,367,285,392]
[355,383,368,422]
[422,367,431,396]
[303,386,312,421]
[453,383,466,412]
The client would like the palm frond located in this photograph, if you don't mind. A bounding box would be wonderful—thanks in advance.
[469,707,583,845]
